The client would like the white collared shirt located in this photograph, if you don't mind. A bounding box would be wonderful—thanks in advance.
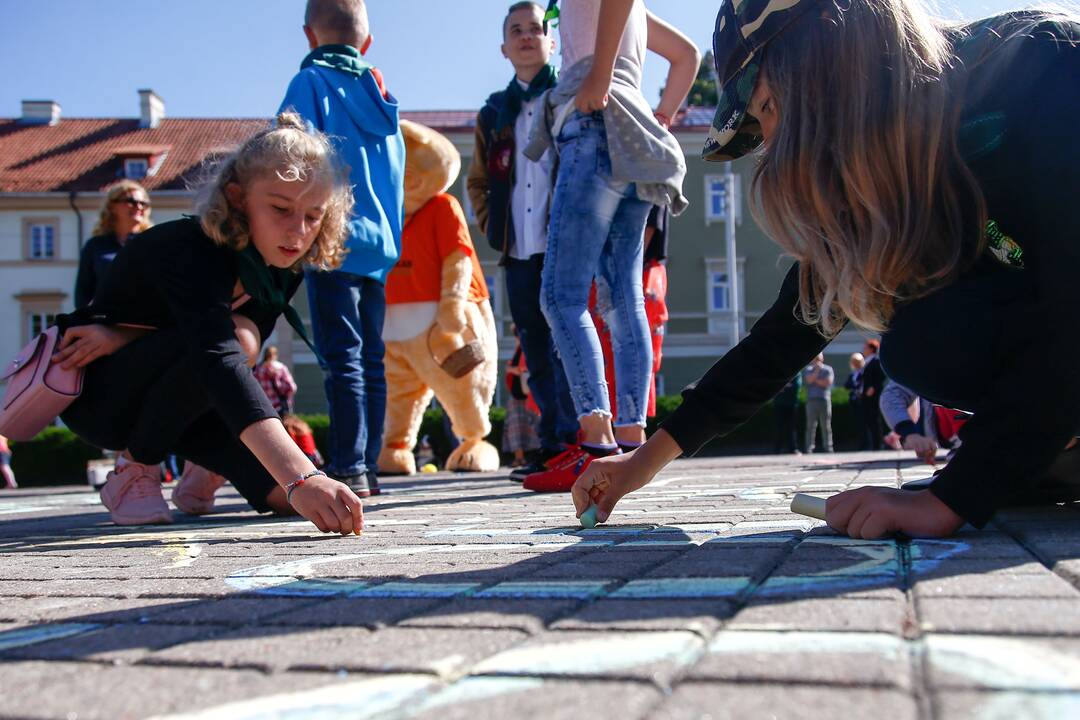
[510,83,553,260]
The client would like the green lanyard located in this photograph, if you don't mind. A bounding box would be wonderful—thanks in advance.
[985,219,1024,270]
[544,0,559,29]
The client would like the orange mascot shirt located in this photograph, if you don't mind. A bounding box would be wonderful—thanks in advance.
[386,193,489,305]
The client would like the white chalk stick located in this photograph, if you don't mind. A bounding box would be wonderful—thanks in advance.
[790,493,827,521]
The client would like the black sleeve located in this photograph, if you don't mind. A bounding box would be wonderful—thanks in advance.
[930,28,1080,526]
[150,227,279,436]
[74,237,100,310]
[861,358,885,395]
[661,263,832,454]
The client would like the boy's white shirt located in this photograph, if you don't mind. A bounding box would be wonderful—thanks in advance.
[510,83,554,260]
[559,0,648,89]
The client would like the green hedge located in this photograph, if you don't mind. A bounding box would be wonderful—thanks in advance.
[12,392,861,486]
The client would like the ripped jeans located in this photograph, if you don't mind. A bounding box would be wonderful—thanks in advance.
[540,110,652,427]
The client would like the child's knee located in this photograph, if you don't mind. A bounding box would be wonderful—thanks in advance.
[232,315,262,367]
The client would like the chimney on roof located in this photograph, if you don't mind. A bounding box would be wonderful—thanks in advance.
[20,100,61,126]
[138,89,164,129]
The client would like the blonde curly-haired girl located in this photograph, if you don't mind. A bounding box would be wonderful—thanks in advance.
[55,112,364,535]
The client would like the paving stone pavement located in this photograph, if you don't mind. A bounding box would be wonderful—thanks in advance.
[1,452,1079,719]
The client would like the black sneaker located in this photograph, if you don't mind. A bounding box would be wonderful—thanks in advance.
[367,469,381,496]
[330,472,371,498]
[509,462,545,482]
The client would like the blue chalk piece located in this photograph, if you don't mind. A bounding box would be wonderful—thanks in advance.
[579,504,600,529]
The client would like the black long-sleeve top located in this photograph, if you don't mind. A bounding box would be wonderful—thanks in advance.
[74,233,124,310]
[65,217,301,437]
[662,14,1080,527]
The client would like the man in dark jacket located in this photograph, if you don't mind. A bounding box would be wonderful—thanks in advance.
[860,339,886,450]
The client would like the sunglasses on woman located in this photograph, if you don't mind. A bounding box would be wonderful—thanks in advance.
[115,197,150,210]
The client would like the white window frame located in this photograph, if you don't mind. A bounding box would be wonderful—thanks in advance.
[124,157,149,179]
[704,257,747,337]
[16,292,65,345]
[704,172,742,226]
[459,177,478,226]
[23,218,59,261]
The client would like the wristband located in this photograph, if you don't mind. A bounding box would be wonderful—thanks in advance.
[285,469,326,503]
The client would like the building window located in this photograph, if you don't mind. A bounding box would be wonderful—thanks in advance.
[459,177,478,225]
[16,292,65,345]
[23,218,59,261]
[704,257,747,338]
[709,270,732,311]
[27,312,56,340]
[704,173,741,225]
[124,158,149,179]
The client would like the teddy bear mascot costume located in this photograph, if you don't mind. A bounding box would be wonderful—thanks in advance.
[377,119,500,474]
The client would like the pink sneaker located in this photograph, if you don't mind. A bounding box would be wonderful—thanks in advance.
[100,461,173,525]
[171,462,227,515]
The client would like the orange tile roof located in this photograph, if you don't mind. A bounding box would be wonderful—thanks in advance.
[0,108,713,194]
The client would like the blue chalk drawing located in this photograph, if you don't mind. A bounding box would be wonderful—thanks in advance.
[611,577,752,599]
[474,580,613,599]
[349,582,481,598]
[0,623,103,651]
[755,539,969,598]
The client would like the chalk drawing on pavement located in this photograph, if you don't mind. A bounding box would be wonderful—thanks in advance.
[0,623,103,651]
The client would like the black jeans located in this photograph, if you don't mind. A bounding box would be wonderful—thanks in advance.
[61,329,277,512]
[772,402,799,453]
[505,254,578,451]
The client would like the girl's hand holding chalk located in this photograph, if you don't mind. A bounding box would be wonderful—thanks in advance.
[579,503,600,529]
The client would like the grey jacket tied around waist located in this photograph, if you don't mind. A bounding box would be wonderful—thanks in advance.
[524,56,689,215]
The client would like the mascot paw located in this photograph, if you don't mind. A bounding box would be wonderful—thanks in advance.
[378,447,417,476]
[437,299,468,334]
[445,439,501,472]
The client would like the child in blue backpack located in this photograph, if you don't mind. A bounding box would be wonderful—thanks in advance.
[279,0,405,498]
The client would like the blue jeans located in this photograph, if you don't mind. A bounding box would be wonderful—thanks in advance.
[505,254,578,451]
[541,111,653,427]
[305,270,387,477]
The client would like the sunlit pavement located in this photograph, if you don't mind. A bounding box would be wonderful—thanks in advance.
[1,452,1078,719]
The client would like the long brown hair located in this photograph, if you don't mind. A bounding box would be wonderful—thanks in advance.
[753,0,986,336]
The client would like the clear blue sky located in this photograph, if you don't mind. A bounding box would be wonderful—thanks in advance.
[3,0,1016,118]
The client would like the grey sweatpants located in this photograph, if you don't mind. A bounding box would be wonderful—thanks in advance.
[805,398,833,452]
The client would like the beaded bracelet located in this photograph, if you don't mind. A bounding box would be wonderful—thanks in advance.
[285,469,327,503]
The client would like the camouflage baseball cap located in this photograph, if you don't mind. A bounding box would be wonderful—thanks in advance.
[704,0,828,162]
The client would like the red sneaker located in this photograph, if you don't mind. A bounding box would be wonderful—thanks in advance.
[522,447,596,493]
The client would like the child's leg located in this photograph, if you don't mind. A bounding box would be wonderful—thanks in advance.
[0,460,16,489]
[540,112,629,444]
[357,278,388,474]
[595,191,653,444]
[173,414,281,514]
[305,270,369,480]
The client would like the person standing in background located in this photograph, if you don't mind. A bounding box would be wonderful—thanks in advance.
[860,339,886,450]
[75,181,152,309]
[803,353,834,453]
[772,374,801,454]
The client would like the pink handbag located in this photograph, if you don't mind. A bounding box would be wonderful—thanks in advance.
[0,326,84,441]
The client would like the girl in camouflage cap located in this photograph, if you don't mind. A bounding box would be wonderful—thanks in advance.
[574,0,1080,539]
